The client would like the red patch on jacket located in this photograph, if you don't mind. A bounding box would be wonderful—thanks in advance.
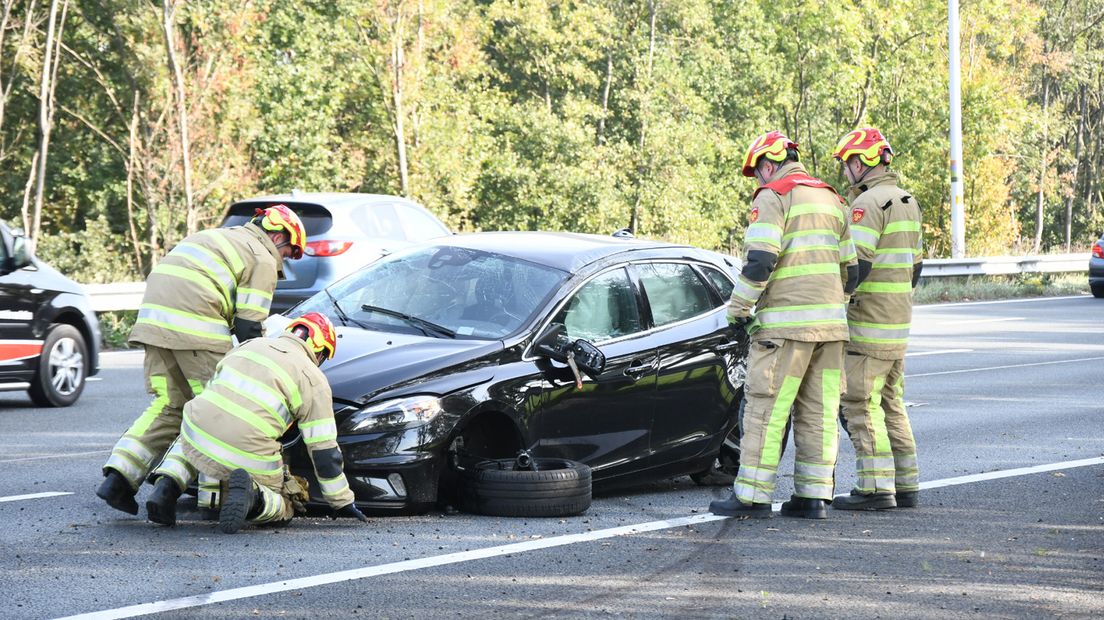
[851,207,865,223]
[748,207,759,223]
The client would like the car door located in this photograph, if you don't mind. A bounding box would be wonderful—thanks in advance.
[0,225,42,384]
[634,261,742,465]
[532,267,659,475]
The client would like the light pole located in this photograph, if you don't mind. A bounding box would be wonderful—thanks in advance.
[948,0,966,258]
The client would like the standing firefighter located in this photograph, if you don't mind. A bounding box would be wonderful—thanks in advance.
[831,128,923,510]
[97,205,306,515]
[709,131,858,520]
[145,312,367,532]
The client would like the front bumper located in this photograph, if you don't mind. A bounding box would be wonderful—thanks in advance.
[285,430,446,515]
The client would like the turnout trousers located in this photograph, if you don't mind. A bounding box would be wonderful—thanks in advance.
[839,352,919,494]
[102,345,221,491]
[153,439,296,524]
[733,338,844,503]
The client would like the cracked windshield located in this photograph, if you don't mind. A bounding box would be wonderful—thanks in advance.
[296,245,566,339]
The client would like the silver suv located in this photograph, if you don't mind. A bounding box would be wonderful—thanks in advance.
[222,193,451,313]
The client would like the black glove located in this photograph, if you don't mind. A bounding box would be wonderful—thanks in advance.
[331,503,369,523]
[233,317,264,342]
[727,315,751,330]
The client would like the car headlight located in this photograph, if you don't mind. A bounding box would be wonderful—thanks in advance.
[340,395,443,434]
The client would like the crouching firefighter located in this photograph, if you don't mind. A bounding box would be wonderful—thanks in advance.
[145,312,368,532]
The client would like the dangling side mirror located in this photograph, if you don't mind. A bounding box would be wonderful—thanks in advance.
[534,323,569,361]
[11,233,34,270]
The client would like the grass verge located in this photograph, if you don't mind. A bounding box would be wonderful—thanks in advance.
[914,273,1088,305]
[98,310,136,350]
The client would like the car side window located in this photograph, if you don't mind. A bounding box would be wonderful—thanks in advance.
[637,263,715,327]
[397,206,448,241]
[699,265,735,302]
[552,269,642,343]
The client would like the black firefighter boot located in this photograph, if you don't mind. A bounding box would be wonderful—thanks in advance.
[708,493,772,519]
[219,469,261,534]
[146,476,183,526]
[895,491,920,508]
[96,469,139,515]
[780,495,828,519]
[832,490,897,511]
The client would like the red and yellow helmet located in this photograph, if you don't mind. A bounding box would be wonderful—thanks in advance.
[286,312,337,362]
[255,204,306,259]
[833,128,893,166]
[742,131,798,177]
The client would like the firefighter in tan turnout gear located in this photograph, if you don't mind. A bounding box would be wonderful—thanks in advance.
[831,128,924,510]
[97,205,307,516]
[145,312,368,533]
[709,131,859,520]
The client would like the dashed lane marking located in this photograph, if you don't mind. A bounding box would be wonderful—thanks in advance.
[56,455,1104,620]
[907,355,1104,378]
[0,491,73,503]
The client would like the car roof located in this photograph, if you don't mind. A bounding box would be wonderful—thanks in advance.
[426,231,719,274]
[232,192,427,211]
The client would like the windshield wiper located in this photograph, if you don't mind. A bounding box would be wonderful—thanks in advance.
[325,289,370,330]
[360,304,456,339]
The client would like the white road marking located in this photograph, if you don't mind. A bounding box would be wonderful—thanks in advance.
[905,349,972,357]
[907,355,1104,378]
[0,491,73,503]
[920,316,1023,326]
[57,456,1104,620]
[87,377,102,382]
[916,294,1087,308]
[919,457,1104,490]
[0,449,108,463]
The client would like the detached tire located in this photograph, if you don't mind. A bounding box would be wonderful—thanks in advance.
[28,324,87,407]
[458,458,591,517]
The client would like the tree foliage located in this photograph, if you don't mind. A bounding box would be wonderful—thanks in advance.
[0,0,1100,281]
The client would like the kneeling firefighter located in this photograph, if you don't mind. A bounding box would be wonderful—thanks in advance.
[145,312,368,532]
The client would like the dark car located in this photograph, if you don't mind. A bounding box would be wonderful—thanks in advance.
[1090,233,1104,298]
[222,192,451,313]
[0,221,101,406]
[281,232,748,514]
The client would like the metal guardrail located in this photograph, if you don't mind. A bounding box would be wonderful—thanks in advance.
[921,253,1090,277]
[83,282,146,312]
[83,253,1090,312]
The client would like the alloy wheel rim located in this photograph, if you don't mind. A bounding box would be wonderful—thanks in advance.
[48,337,84,396]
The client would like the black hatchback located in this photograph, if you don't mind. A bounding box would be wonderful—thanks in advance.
[281,232,748,514]
[0,221,101,406]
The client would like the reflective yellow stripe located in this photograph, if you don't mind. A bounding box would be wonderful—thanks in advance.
[300,419,338,445]
[771,262,840,280]
[214,366,293,430]
[200,390,284,439]
[202,229,245,274]
[318,474,350,499]
[137,304,232,342]
[856,279,909,293]
[745,222,783,250]
[851,226,879,251]
[180,416,282,475]
[787,202,844,224]
[237,351,303,409]
[150,263,230,314]
[884,220,921,234]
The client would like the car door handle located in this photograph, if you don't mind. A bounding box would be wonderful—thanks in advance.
[624,358,658,376]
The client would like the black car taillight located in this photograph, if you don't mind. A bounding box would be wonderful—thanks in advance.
[1093,243,1104,259]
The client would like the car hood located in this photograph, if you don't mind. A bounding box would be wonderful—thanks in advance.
[323,328,503,404]
[32,259,84,295]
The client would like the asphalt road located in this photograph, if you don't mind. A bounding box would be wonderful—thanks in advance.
[1,295,1101,619]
